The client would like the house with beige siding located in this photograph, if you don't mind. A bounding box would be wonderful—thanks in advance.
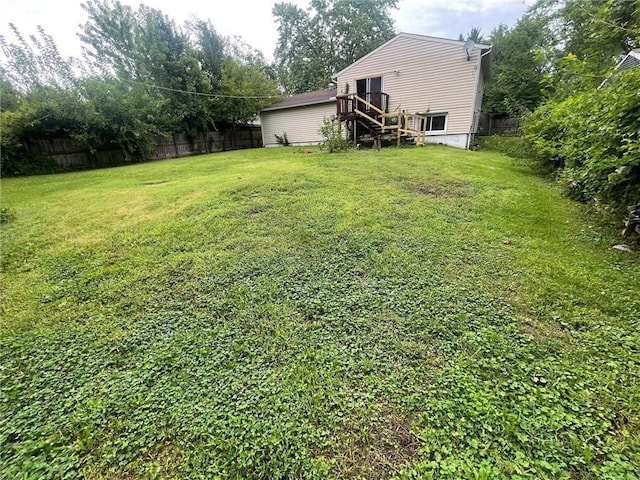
[261,33,492,149]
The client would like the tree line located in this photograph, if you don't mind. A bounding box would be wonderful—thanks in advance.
[0,0,281,174]
[483,0,638,233]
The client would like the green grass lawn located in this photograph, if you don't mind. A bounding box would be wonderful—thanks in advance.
[1,146,638,479]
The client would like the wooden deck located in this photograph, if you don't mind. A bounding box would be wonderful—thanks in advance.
[335,93,432,146]
[337,92,389,120]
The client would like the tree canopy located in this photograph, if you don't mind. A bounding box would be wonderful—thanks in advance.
[483,0,640,117]
[273,0,398,94]
[0,0,280,173]
[458,27,486,44]
[484,0,640,231]
[482,14,551,117]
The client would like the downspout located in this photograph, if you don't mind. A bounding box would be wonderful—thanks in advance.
[467,47,493,149]
[260,111,266,147]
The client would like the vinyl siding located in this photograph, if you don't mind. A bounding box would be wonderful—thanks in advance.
[336,35,483,135]
[261,102,336,146]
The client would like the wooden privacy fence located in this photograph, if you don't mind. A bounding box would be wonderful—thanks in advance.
[478,114,522,136]
[23,126,262,171]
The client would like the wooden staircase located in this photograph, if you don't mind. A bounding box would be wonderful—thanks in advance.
[336,93,430,146]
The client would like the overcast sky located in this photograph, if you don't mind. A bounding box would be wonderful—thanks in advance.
[3,0,535,61]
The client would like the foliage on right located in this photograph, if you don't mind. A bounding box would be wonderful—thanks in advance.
[523,70,640,225]
[484,0,640,235]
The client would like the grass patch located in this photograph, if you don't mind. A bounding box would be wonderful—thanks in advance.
[1,146,639,479]
[414,182,470,198]
[478,135,540,164]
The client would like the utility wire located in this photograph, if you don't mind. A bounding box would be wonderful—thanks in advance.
[126,78,282,99]
[575,4,640,35]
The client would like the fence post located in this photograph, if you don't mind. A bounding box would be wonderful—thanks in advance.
[172,134,179,157]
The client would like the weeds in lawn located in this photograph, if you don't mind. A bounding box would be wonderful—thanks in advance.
[1,147,638,479]
[0,206,14,224]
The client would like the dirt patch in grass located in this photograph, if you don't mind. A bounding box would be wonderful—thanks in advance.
[142,180,169,186]
[415,183,470,198]
[517,312,577,348]
[333,413,419,479]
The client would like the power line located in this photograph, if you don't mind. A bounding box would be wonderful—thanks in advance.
[575,4,640,35]
[126,78,281,99]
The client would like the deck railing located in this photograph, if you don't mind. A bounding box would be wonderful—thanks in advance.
[336,92,389,120]
[335,93,432,146]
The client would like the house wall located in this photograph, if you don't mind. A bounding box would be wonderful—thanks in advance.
[335,34,485,141]
[261,102,337,147]
[423,133,469,149]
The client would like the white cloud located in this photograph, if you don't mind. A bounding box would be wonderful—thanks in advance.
[394,0,536,41]
[2,0,535,63]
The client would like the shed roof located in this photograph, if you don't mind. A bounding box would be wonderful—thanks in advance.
[262,88,336,112]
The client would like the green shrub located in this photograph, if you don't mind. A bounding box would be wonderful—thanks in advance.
[1,102,62,176]
[1,152,61,177]
[318,117,351,153]
[523,69,640,225]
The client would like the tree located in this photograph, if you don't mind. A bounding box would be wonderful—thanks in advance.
[80,0,213,136]
[216,59,280,128]
[273,0,398,94]
[0,24,80,92]
[523,69,640,223]
[482,13,552,117]
[458,26,486,44]
[539,0,640,94]
[188,19,225,90]
[1,18,171,164]
[76,77,169,161]
[0,78,22,112]
[80,1,279,135]
[215,36,281,127]
[520,0,640,234]
[2,0,283,173]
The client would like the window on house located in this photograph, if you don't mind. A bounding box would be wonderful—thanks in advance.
[414,114,447,132]
[356,77,382,95]
[427,114,446,131]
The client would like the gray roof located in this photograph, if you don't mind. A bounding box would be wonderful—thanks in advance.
[598,49,640,89]
[262,88,336,112]
[619,48,640,70]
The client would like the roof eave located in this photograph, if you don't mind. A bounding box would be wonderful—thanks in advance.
[261,97,336,112]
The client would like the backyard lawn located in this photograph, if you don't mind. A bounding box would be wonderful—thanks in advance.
[1,146,638,479]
